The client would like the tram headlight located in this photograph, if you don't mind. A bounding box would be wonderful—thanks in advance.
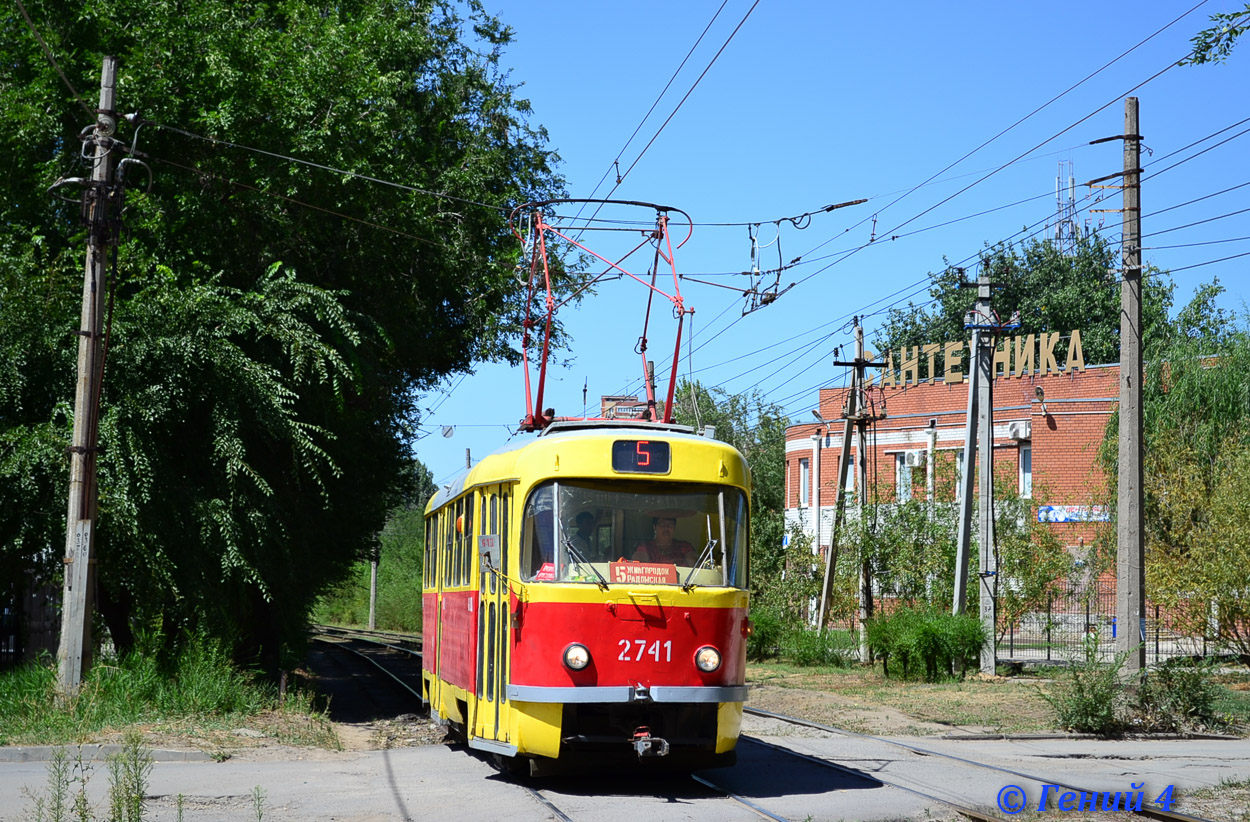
[694,645,722,672]
[563,643,591,671]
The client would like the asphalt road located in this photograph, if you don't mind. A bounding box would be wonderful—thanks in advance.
[4,716,1249,821]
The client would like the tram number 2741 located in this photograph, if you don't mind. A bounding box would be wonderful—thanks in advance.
[618,639,673,663]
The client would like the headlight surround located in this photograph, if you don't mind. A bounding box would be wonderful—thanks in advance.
[563,643,591,671]
[694,645,722,672]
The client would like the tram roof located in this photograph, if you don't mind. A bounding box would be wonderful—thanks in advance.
[426,420,741,512]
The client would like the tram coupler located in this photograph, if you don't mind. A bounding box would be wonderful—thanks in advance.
[631,726,670,757]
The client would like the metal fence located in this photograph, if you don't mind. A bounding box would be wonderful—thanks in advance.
[998,578,1213,665]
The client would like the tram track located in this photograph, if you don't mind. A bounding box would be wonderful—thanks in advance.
[305,628,1227,821]
[742,706,1221,822]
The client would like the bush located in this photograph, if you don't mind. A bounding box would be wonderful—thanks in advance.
[781,627,856,667]
[865,606,987,681]
[1131,657,1223,732]
[747,607,784,661]
[1040,631,1125,735]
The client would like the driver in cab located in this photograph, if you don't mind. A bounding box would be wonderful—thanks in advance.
[632,516,695,565]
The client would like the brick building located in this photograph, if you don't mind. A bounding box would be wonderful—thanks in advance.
[785,336,1117,559]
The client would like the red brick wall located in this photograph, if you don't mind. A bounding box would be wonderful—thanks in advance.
[785,364,1119,546]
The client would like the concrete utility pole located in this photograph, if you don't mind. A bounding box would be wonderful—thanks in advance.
[58,56,119,696]
[1117,97,1146,677]
[951,267,1001,675]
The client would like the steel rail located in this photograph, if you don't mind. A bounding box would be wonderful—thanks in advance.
[744,706,1217,822]
[311,624,423,658]
[310,633,424,702]
[689,773,804,822]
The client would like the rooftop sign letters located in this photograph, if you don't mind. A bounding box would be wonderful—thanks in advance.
[870,330,1085,387]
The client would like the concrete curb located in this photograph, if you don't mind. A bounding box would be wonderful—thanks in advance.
[0,745,214,763]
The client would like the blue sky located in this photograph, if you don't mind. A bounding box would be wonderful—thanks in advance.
[415,0,1250,486]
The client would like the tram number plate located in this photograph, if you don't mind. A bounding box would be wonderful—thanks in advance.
[611,440,671,474]
[618,639,673,663]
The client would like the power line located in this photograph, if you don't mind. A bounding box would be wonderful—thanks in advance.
[790,0,1212,268]
[149,121,510,214]
[574,0,762,232]
[573,0,732,210]
[14,0,93,118]
[1145,235,1250,250]
[149,155,441,245]
[1166,249,1250,273]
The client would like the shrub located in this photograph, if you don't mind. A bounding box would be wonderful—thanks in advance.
[747,607,784,661]
[865,606,986,681]
[1040,631,1125,735]
[1131,657,1223,732]
[781,627,855,667]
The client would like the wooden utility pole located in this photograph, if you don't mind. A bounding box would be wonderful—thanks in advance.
[1117,97,1146,677]
[58,56,119,696]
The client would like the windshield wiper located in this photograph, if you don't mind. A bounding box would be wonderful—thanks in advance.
[562,536,609,591]
[681,539,718,592]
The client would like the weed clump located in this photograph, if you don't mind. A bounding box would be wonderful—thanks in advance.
[865,607,986,681]
[1040,632,1126,735]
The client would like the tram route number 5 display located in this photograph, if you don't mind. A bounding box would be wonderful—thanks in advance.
[611,440,671,474]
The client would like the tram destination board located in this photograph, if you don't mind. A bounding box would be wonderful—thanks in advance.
[611,440,670,474]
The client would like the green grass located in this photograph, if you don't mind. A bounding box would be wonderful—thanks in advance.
[0,637,336,749]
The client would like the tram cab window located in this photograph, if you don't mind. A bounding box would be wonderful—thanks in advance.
[519,479,747,588]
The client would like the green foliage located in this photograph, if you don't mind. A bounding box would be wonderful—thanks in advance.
[670,380,793,606]
[312,503,427,632]
[1183,3,1250,65]
[746,608,784,661]
[873,234,1173,370]
[0,0,568,668]
[1131,658,1223,733]
[1100,284,1250,658]
[865,606,986,681]
[780,627,857,667]
[107,730,153,822]
[19,732,152,822]
[1039,631,1125,735]
[0,634,284,744]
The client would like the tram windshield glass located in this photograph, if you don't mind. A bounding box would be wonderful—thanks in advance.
[520,480,747,588]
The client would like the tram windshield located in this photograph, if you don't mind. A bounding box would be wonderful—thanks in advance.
[520,480,747,589]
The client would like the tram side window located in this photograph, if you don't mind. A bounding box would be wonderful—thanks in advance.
[501,491,510,577]
[463,495,474,584]
[443,510,453,587]
[456,499,465,587]
[424,518,433,587]
[521,485,556,581]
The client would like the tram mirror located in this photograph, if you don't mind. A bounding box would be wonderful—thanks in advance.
[478,534,501,570]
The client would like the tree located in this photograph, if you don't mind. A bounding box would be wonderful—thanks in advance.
[670,381,790,598]
[0,0,570,671]
[1099,281,1250,657]
[1183,3,1250,65]
[873,234,1173,369]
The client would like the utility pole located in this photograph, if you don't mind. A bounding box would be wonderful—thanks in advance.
[58,56,119,696]
[1117,97,1145,678]
[952,266,1013,675]
[816,320,884,658]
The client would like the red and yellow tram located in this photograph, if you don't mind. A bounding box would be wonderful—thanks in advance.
[421,419,750,774]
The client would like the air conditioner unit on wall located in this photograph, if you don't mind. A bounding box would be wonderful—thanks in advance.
[1008,421,1032,441]
[904,450,925,468]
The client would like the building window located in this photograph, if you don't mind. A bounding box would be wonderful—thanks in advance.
[1019,444,1033,498]
[895,454,912,502]
[799,458,810,506]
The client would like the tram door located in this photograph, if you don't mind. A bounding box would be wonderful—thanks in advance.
[473,485,512,744]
